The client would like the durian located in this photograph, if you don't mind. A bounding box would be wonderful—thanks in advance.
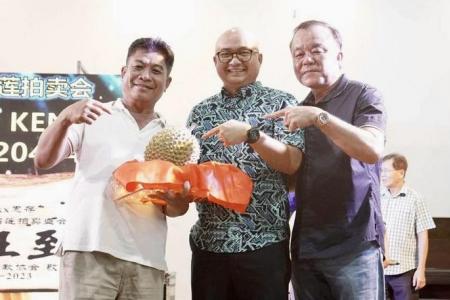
[144,127,200,166]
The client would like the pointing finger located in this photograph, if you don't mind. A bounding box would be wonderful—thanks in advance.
[202,126,220,139]
[264,108,288,120]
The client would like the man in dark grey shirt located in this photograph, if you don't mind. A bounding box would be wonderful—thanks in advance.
[267,20,387,300]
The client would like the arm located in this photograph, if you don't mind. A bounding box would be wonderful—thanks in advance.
[34,99,111,169]
[413,230,429,290]
[265,106,384,164]
[250,131,302,175]
[202,120,302,175]
[318,109,384,163]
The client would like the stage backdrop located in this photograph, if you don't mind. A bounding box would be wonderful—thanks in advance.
[0,73,121,290]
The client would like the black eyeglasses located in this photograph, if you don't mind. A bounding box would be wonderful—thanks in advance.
[215,48,258,63]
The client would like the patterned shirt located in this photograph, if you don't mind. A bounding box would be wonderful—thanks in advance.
[381,184,435,275]
[186,81,305,253]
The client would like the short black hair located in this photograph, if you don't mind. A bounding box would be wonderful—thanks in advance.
[383,153,408,174]
[290,20,342,50]
[126,37,174,74]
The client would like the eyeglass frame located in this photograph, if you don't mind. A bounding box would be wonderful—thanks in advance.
[215,48,259,63]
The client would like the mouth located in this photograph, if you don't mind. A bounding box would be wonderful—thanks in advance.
[301,70,319,75]
[227,68,246,74]
[133,83,153,90]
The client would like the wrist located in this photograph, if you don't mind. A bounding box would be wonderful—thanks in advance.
[246,126,260,144]
[315,109,330,128]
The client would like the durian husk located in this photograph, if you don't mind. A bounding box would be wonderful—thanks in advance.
[144,127,200,166]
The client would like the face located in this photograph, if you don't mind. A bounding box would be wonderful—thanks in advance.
[121,48,171,109]
[290,25,342,91]
[214,30,262,93]
[381,159,405,189]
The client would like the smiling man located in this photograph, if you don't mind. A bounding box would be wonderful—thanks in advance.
[186,28,304,300]
[34,38,189,299]
[266,20,387,300]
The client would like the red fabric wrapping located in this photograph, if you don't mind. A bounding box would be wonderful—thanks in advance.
[111,159,252,213]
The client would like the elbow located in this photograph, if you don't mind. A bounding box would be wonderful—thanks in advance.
[34,152,54,170]
[361,146,384,164]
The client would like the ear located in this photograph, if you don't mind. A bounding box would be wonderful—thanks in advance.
[337,52,343,68]
[400,169,406,178]
[258,53,263,64]
[121,66,127,78]
[164,76,172,91]
[213,55,218,65]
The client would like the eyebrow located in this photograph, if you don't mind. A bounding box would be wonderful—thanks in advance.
[132,59,165,69]
[217,47,255,52]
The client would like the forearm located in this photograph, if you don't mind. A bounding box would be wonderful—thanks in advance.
[417,230,429,271]
[319,114,384,163]
[34,116,72,169]
[250,132,302,175]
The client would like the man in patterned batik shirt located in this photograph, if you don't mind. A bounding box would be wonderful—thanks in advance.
[381,153,435,300]
[186,28,304,300]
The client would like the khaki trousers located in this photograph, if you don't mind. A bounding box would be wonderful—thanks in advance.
[59,251,164,300]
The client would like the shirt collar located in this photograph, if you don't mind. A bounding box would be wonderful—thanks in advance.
[303,74,348,105]
[113,98,167,127]
[220,81,262,100]
[384,184,408,198]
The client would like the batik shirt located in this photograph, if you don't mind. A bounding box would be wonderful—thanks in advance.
[187,81,304,253]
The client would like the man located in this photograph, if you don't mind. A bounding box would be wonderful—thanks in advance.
[381,153,435,300]
[186,28,304,300]
[266,20,387,299]
[34,38,188,299]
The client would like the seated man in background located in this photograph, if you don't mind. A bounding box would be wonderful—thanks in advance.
[381,153,436,300]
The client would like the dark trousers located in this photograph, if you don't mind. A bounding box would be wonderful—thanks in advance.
[385,270,419,300]
[291,242,384,300]
[191,239,291,300]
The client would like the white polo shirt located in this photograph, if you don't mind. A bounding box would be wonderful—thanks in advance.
[60,99,168,271]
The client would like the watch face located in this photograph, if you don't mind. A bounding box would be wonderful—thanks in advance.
[247,127,260,144]
[318,112,329,126]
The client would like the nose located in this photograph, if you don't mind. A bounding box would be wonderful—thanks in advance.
[139,67,152,80]
[302,52,314,64]
[229,54,242,64]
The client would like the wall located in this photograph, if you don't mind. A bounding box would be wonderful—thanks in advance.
[1,0,449,298]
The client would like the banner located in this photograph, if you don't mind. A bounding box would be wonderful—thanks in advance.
[0,73,121,290]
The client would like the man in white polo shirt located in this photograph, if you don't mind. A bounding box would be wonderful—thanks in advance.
[381,153,435,300]
[34,38,188,299]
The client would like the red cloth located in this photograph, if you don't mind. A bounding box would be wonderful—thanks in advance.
[112,160,252,213]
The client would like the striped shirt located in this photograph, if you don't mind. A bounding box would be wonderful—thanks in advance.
[381,184,435,275]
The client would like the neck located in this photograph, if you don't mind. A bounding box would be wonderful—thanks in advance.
[122,97,154,114]
[224,81,253,97]
[388,181,405,196]
[122,99,157,129]
[312,73,342,104]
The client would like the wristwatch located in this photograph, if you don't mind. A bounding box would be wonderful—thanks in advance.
[246,127,260,144]
[316,111,330,127]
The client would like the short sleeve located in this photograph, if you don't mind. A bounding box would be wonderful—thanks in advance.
[415,195,436,233]
[274,94,305,152]
[354,86,387,132]
[67,123,84,156]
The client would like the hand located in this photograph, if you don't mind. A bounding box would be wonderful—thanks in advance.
[60,99,111,125]
[152,181,191,217]
[264,106,322,131]
[202,120,251,146]
[413,268,426,290]
[383,258,399,268]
